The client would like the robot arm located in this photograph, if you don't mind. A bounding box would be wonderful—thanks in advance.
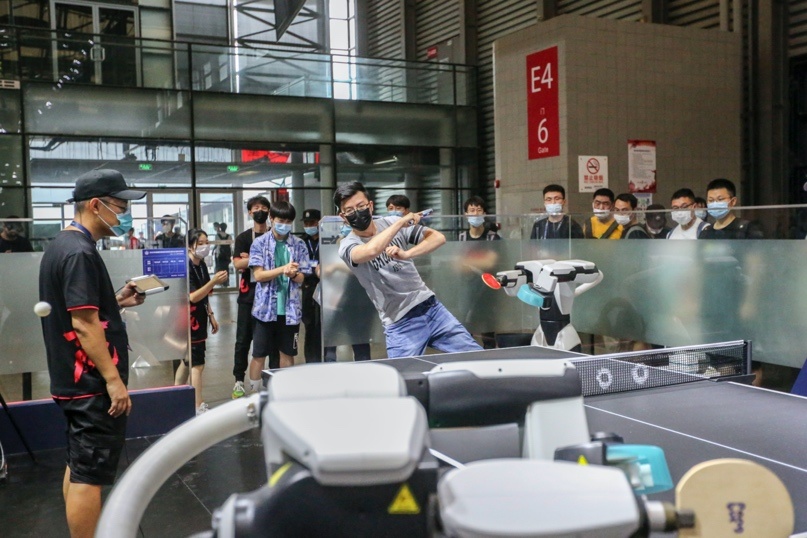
[574,269,603,297]
[486,260,558,297]
[484,259,602,310]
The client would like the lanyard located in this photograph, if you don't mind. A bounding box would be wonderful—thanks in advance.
[70,221,94,242]
[305,237,319,260]
[543,218,561,240]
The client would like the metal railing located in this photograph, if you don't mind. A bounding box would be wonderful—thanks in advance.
[0,26,476,106]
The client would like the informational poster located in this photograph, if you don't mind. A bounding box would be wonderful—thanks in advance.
[628,140,657,193]
[578,156,608,192]
[526,46,559,159]
[143,248,187,279]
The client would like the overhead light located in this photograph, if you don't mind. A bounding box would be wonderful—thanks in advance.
[373,156,398,165]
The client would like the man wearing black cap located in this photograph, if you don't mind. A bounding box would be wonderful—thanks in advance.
[300,208,322,362]
[38,169,147,538]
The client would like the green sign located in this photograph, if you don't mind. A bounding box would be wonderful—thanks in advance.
[139,163,153,171]
[227,165,240,172]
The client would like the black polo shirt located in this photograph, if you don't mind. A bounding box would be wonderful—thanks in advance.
[39,230,129,398]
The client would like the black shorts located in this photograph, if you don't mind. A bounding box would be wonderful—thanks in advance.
[56,393,127,486]
[184,341,206,366]
[253,317,299,357]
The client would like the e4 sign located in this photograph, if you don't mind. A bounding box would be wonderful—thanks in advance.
[526,46,559,160]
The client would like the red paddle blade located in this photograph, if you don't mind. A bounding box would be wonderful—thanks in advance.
[481,273,502,290]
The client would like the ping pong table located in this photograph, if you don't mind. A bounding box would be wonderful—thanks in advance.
[586,380,807,532]
[360,343,807,533]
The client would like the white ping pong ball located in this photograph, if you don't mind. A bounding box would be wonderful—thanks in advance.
[34,301,52,317]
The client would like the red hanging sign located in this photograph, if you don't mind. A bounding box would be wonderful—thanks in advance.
[526,46,560,160]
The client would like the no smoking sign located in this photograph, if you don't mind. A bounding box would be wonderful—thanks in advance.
[578,155,608,193]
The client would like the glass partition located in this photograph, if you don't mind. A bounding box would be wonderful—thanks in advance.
[320,206,807,369]
[0,217,190,401]
[23,83,192,139]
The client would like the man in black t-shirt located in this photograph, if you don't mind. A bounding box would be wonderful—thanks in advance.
[214,222,232,278]
[458,196,499,348]
[230,195,278,398]
[155,215,185,248]
[39,169,146,538]
[299,209,322,362]
[0,217,34,252]
[699,178,764,240]
[529,185,584,240]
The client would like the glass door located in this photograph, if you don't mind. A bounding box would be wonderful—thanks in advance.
[97,6,138,87]
[52,2,95,84]
[52,0,139,86]
[198,190,237,288]
[134,190,192,249]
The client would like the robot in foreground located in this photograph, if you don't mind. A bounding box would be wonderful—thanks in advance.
[483,259,603,352]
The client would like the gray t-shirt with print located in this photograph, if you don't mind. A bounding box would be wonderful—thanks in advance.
[338,217,434,326]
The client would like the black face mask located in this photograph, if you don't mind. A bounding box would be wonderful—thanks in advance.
[346,207,372,231]
[252,210,268,224]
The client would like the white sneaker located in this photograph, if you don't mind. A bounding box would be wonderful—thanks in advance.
[196,402,209,416]
[232,381,246,399]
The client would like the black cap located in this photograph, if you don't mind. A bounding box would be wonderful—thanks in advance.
[67,169,146,203]
[301,209,322,221]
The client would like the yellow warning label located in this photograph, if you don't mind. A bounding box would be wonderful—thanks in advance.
[388,483,421,515]
[577,455,589,465]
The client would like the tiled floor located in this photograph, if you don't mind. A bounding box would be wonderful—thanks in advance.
[1,430,267,537]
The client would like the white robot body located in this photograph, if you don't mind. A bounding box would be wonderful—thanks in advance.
[492,259,603,352]
[530,324,582,351]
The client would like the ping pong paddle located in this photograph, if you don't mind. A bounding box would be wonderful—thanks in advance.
[481,273,501,289]
[676,458,794,537]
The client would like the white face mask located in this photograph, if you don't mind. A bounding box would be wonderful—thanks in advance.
[614,214,631,226]
[593,207,611,220]
[194,244,210,258]
[545,203,563,215]
[671,211,692,225]
[694,209,708,220]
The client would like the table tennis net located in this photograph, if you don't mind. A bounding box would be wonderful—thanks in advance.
[570,340,750,397]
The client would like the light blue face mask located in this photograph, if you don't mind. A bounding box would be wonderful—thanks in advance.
[304,226,318,236]
[98,200,132,237]
[388,210,403,217]
[467,216,485,227]
[707,201,730,219]
[274,222,291,236]
[339,225,352,237]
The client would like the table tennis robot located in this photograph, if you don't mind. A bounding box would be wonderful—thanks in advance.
[484,259,603,352]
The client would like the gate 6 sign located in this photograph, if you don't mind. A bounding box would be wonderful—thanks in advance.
[526,46,559,160]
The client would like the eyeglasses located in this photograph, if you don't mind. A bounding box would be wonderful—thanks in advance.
[100,199,130,215]
[341,201,371,217]
[670,203,693,210]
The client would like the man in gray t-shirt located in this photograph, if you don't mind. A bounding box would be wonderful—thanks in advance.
[335,182,482,358]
